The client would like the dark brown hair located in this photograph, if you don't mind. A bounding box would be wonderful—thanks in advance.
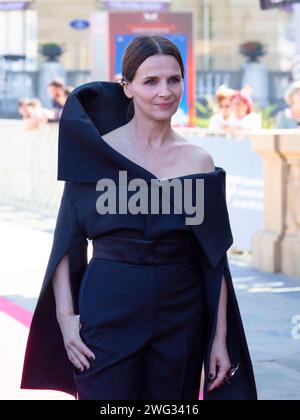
[121,35,185,121]
[48,78,65,89]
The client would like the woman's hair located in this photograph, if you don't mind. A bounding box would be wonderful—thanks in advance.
[215,85,236,106]
[18,97,30,107]
[284,81,300,106]
[48,78,65,89]
[231,91,254,115]
[27,98,42,108]
[120,34,185,121]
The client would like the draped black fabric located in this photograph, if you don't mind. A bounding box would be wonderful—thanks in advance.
[21,81,257,400]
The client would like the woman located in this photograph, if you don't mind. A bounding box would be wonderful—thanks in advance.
[230,90,262,134]
[276,81,300,129]
[208,85,237,132]
[21,35,257,400]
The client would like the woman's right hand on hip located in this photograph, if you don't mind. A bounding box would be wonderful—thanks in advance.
[58,314,96,372]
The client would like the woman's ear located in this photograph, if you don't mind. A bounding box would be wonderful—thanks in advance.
[123,82,133,99]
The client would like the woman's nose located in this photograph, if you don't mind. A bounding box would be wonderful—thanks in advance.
[158,82,172,96]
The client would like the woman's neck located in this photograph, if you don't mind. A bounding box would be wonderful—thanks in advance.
[126,116,174,149]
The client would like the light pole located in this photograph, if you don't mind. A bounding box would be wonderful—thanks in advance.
[203,0,212,71]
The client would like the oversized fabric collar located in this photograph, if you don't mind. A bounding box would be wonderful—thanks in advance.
[57,81,233,267]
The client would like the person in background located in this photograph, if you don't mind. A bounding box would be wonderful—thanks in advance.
[276,81,300,129]
[51,84,73,120]
[18,98,50,130]
[18,98,31,120]
[229,89,262,134]
[209,85,237,132]
[47,78,67,122]
[64,85,74,97]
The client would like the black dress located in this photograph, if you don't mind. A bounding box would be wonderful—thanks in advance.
[20,81,257,400]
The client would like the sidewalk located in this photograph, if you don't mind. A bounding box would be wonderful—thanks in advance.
[0,205,300,400]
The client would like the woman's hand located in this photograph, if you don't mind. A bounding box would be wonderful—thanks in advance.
[207,337,231,392]
[57,314,96,372]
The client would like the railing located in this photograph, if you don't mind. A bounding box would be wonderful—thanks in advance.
[196,70,242,99]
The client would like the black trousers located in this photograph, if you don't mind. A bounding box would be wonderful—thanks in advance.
[73,231,208,400]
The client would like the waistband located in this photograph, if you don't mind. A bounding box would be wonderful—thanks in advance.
[92,232,199,265]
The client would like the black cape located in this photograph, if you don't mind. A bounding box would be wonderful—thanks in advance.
[21,81,257,400]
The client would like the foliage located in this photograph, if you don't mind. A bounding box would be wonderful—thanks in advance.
[193,100,213,128]
[254,103,277,129]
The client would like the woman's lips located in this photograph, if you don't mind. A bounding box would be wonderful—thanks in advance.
[156,103,174,109]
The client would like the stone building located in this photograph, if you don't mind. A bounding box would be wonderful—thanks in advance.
[0,0,295,72]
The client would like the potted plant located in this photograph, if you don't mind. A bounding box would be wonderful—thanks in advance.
[39,42,65,62]
[239,41,266,62]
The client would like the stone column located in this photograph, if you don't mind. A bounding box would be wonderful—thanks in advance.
[251,130,300,277]
[280,144,300,277]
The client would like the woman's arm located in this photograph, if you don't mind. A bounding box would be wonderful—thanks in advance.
[215,274,228,342]
[52,255,75,320]
[52,255,95,372]
[207,274,231,392]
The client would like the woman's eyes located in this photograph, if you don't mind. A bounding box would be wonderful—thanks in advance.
[146,80,156,85]
[145,78,180,85]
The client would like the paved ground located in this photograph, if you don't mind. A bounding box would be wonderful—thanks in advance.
[0,204,299,400]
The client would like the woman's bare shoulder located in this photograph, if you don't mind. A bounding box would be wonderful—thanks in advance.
[177,138,215,173]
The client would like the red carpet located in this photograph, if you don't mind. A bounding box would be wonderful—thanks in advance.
[0,295,203,399]
[0,296,32,328]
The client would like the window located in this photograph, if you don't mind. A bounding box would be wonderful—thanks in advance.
[0,3,37,70]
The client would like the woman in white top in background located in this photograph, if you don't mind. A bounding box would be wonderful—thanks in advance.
[229,90,262,134]
[209,85,237,133]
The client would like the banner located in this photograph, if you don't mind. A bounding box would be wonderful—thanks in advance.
[103,0,170,12]
[260,0,300,9]
[0,1,31,10]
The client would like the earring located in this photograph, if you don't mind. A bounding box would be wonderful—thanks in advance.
[119,78,127,87]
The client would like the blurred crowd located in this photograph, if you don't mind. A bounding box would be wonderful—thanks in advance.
[209,80,300,134]
[276,81,300,129]
[17,75,300,134]
[18,78,73,131]
[208,85,262,135]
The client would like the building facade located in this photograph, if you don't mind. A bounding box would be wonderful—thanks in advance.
[0,0,296,72]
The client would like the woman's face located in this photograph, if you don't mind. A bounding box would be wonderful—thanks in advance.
[231,97,249,119]
[123,54,183,121]
[291,90,300,109]
[18,103,30,118]
[218,98,232,118]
